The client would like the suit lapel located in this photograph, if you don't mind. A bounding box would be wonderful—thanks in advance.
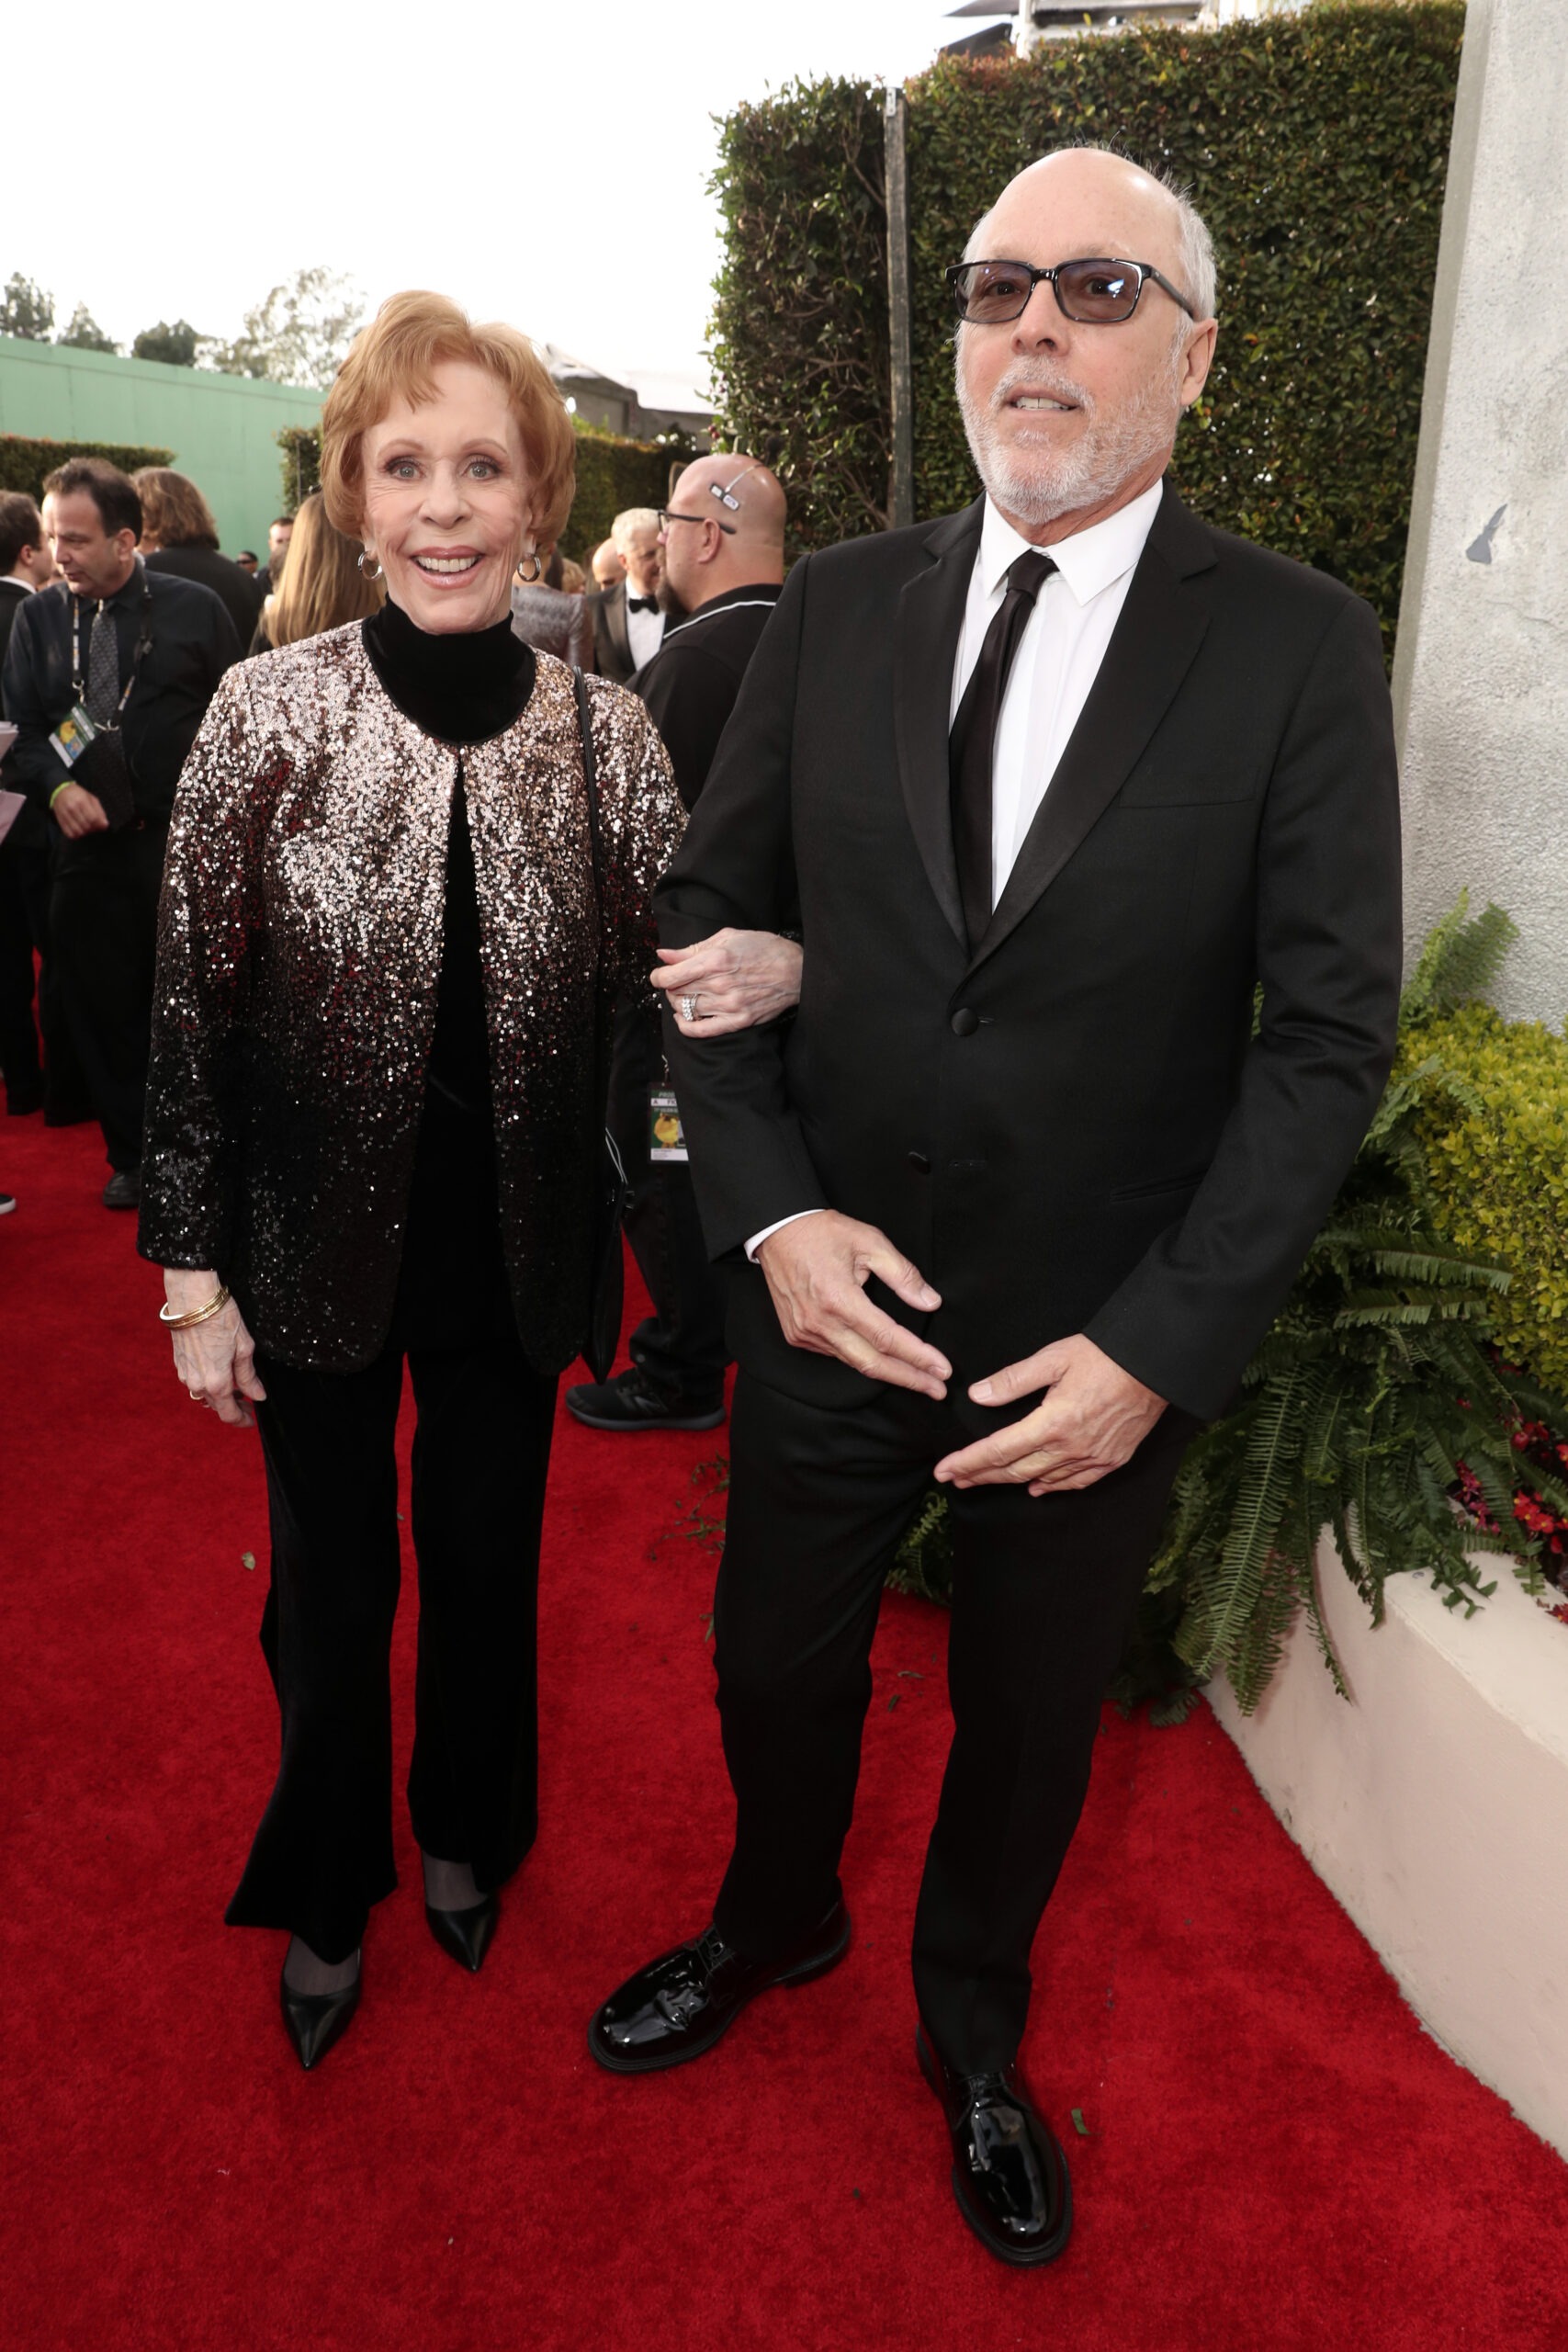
[893,499,985,948]
[966,488,1216,976]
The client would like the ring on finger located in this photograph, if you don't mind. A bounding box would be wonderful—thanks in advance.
[680,993,699,1023]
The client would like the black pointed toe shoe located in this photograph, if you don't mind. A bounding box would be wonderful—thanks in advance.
[280,1962,362,2072]
[589,1899,851,2074]
[917,2026,1073,2267]
[425,1892,499,1973]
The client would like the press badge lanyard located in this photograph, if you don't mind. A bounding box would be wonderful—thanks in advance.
[70,582,154,718]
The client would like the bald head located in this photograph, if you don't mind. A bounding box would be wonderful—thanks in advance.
[968,147,1216,328]
[659,453,786,615]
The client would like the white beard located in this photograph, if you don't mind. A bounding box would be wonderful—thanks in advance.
[955,345,1184,526]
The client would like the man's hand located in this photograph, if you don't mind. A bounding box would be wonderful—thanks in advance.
[652,929,804,1036]
[934,1333,1167,1497]
[51,783,109,839]
[757,1210,950,1398]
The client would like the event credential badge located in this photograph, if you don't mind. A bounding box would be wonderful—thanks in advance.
[649,1089,688,1163]
[49,703,101,769]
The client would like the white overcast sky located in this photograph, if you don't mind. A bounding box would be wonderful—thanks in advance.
[7,0,985,401]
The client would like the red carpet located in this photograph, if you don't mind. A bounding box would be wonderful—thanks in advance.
[4,1110,1565,2351]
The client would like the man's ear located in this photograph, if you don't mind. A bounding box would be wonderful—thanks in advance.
[1179,318,1218,410]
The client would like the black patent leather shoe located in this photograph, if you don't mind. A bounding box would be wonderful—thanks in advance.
[280,1957,362,2072]
[917,2025,1072,2267]
[425,1892,499,1973]
[589,1899,850,2074]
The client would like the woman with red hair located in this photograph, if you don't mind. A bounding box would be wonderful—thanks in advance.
[138,293,684,2068]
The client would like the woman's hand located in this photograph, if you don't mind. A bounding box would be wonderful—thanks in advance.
[650,930,804,1036]
[164,1268,267,1430]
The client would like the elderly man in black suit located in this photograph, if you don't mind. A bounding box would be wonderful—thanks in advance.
[587,507,664,685]
[588,149,1403,2266]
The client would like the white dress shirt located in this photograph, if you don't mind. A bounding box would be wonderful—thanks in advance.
[625,581,664,672]
[744,479,1165,1261]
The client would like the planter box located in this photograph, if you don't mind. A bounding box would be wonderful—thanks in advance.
[1208,1532,1568,2156]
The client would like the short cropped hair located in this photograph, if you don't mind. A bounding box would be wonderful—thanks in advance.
[964,147,1218,325]
[320,290,576,548]
[611,508,660,554]
[40,457,142,542]
[0,491,43,574]
[131,467,220,550]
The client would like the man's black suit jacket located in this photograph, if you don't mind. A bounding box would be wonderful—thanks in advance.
[655,486,1404,1429]
[589,581,660,687]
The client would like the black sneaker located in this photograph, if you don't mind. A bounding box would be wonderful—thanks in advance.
[565,1365,725,1433]
[102,1166,141,1210]
[0,1192,16,1216]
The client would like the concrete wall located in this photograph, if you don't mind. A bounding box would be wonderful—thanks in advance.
[0,337,324,558]
[1210,1537,1568,2159]
[1392,0,1568,1024]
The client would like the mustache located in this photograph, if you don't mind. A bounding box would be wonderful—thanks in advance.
[988,366,1094,413]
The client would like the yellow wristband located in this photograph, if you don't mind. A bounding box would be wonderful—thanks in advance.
[49,780,73,810]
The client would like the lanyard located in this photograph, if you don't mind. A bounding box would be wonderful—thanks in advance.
[71,581,154,719]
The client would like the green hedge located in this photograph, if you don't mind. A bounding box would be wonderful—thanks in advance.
[1415,1005,1568,1392]
[561,424,671,561]
[274,420,671,562]
[711,2,1466,648]
[0,432,175,499]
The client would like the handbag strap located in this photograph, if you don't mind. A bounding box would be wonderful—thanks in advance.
[573,670,626,1184]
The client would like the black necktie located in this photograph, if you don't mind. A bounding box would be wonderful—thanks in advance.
[626,595,658,613]
[949,550,1055,949]
[85,599,122,724]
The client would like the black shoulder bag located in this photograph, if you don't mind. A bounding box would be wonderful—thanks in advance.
[573,669,629,1384]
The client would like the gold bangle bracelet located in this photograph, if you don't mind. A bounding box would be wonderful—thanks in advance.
[159,1285,231,1331]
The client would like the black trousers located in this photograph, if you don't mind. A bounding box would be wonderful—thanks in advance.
[711,1372,1196,2073]
[227,1333,558,1964]
[51,824,165,1170]
[607,1001,728,1402]
[0,831,86,1113]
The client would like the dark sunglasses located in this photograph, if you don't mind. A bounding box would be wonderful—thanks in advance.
[946,255,1197,327]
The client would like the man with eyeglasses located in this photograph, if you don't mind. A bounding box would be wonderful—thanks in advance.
[590,149,1401,2266]
[567,456,795,1435]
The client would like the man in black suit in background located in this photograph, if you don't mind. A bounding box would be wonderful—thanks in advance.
[589,151,1403,2264]
[3,460,241,1205]
[567,455,793,1433]
[0,492,89,1124]
[587,507,664,684]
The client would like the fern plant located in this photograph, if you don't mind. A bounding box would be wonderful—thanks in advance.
[1151,896,1568,1709]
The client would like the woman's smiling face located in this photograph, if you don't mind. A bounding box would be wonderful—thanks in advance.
[360,359,533,633]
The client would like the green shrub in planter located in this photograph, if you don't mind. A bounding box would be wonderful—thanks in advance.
[1413,1004,1568,1393]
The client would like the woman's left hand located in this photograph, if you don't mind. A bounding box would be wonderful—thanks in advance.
[651,931,804,1036]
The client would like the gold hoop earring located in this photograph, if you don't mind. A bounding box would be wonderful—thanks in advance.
[516,550,542,585]
[357,549,383,581]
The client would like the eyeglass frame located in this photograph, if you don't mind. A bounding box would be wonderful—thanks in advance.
[945,255,1198,328]
[657,505,735,537]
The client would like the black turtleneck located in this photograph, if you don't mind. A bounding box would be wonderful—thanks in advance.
[363,599,537,1351]
[362,596,536,743]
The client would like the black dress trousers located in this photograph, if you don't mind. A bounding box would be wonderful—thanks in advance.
[50,822,166,1169]
[710,1372,1196,2074]
[607,999,729,1405]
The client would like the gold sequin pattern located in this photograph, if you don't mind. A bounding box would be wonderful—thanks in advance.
[139,622,683,1374]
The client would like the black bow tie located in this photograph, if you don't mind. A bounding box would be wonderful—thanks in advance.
[626,595,659,613]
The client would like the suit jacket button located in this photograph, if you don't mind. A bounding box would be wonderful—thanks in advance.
[907,1149,931,1175]
[950,1007,980,1037]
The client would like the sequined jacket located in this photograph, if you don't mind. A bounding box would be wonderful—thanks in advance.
[138,623,683,1374]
